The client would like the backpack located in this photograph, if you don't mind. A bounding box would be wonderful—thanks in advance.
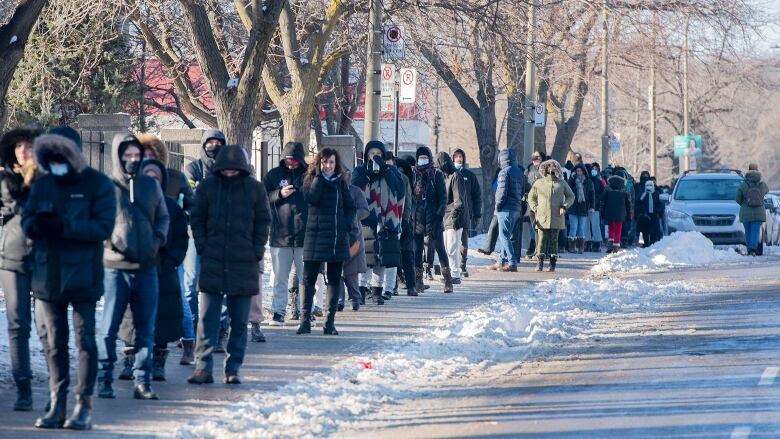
[746,185,764,208]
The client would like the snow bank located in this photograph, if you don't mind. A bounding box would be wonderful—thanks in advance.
[178,278,695,439]
[591,231,744,274]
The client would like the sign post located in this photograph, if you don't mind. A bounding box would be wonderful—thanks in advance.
[383,25,405,60]
[380,64,395,113]
[399,68,417,104]
[533,102,545,127]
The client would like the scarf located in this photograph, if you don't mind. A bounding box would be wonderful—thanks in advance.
[640,181,655,214]
[575,175,586,202]
[360,170,404,235]
[413,165,436,203]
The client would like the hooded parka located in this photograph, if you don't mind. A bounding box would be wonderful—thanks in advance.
[263,141,308,248]
[527,160,575,230]
[303,169,357,262]
[436,151,467,230]
[184,129,226,187]
[600,175,632,222]
[736,170,770,223]
[412,146,446,236]
[136,133,194,212]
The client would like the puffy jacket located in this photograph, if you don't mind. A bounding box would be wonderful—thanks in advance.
[600,175,632,222]
[104,133,170,271]
[184,129,226,187]
[23,132,117,303]
[303,172,356,262]
[736,170,769,223]
[412,146,446,236]
[191,145,271,296]
[263,142,308,248]
[0,128,41,273]
[495,149,525,213]
[137,133,194,213]
[437,151,466,230]
[566,164,596,216]
[453,149,482,228]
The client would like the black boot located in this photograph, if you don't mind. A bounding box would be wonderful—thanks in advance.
[63,395,92,430]
[118,347,134,380]
[14,379,32,411]
[152,347,169,381]
[382,290,393,300]
[35,393,66,429]
[359,286,369,305]
[97,372,115,399]
[133,383,159,400]
[296,282,315,335]
[548,256,557,272]
[323,284,339,335]
[407,286,418,296]
[286,287,301,320]
[535,255,545,272]
[414,267,429,291]
[371,286,384,305]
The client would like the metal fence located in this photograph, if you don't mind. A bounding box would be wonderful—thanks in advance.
[78,130,185,174]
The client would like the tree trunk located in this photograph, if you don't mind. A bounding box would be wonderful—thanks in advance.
[277,87,318,149]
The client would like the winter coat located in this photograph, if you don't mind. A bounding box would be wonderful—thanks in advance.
[591,172,606,206]
[119,190,187,346]
[398,170,415,251]
[600,175,632,222]
[263,142,308,248]
[343,184,369,277]
[23,133,117,303]
[528,173,575,230]
[103,134,170,272]
[566,165,596,216]
[302,173,356,262]
[0,128,41,274]
[190,145,271,296]
[495,149,525,214]
[136,134,194,213]
[412,147,446,236]
[184,129,226,188]
[736,170,770,223]
[635,187,664,220]
[453,148,482,228]
[437,152,467,230]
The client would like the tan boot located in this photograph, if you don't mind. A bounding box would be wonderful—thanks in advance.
[414,267,428,291]
[441,266,454,293]
[488,261,503,271]
[567,238,575,253]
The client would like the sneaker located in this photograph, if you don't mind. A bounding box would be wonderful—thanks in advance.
[337,303,345,312]
[451,277,461,285]
[268,313,285,327]
[477,248,491,255]
[313,306,324,317]
[462,269,469,278]
[187,370,214,385]
[224,374,241,385]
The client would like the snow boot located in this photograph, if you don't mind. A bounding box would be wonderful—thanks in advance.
[488,261,503,271]
[14,379,32,411]
[548,256,558,272]
[63,395,92,430]
[414,267,428,291]
[287,287,301,320]
[424,264,434,280]
[382,290,393,300]
[535,256,545,272]
[180,339,195,365]
[35,393,66,429]
[118,347,134,380]
[577,238,585,254]
[359,286,369,304]
[97,378,115,399]
[441,267,454,293]
[133,383,159,400]
[567,238,575,253]
[407,285,418,296]
[152,348,169,382]
[250,322,266,342]
[371,286,385,305]
[606,239,615,253]
[498,264,518,272]
[187,370,214,384]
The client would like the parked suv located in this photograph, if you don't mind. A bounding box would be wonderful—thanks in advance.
[664,170,752,247]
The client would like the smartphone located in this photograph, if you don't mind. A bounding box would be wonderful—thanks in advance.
[280,179,289,188]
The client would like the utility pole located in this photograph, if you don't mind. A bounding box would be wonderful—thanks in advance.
[434,78,441,154]
[364,0,383,144]
[649,12,657,176]
[522,0,538,166]
[682,15,691,171]
[600,1,609,168]
[393,72,400,156]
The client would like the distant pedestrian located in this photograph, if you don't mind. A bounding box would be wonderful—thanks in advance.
[188,145,271,385]
[438,151,466,284]
[586,162,606,252]
[492,149,525,272]
[24,127,116,430]
[341,180,370,310]
[600,174,632,253]
[736,163,769,256]
[452,149,481,277]
[523,151,545,258]
[566,164,595,254]
[527,160,575,272]
[298,148,356,335]
[636,178,664,247]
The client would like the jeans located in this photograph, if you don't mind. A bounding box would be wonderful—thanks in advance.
[182,238,200,320]
[481,216,499,253]
[443,228,463,278]
[269,247,304,316]
[98,267,159,385]
[37,300,97,397]
[177,266,195,340]
[585,210,603,242]
[497,211,519,265]
[568,214,588,238]
[195,293,251,375]
[743,221,762,251]
[0,270,46,382]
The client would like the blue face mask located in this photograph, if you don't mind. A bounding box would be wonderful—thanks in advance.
[591,169,598,177]
[418,159,429,166]
[50,163,69,176]
[454,163,463,170]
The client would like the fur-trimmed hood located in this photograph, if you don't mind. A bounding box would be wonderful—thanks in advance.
[33,133,87,174]
[539,159,563,180]
[607,174,626,190]
[137,133,168,166]
[141,158,169,192]
[1,127,42,168]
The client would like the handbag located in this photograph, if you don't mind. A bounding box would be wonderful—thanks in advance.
[377,232,401,268]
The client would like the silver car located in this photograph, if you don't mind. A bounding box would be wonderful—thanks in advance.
[664,170,747,246]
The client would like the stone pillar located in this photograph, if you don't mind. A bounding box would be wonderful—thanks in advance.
[75,113,133,173]
[160,129,206,165]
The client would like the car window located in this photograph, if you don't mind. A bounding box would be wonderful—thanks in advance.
[674,179,743,201]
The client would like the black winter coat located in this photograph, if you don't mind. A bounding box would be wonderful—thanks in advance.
[119,196,187,345]
[303,174,356,262]
[412,165,446,236]
[567,166,596,216]
[191,145,271,296]
[600,176,632,222]
[263,142,308,248]
[23,134,117,303]
[437,152,467,230]
[0,173,35,273]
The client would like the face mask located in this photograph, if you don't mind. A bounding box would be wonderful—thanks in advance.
[50,163,69,177]
[591,169,598,177]
[205,145,219,159]
[418,159,429,166]
[322,171,335,179]
[123,159,141,175]
[454,163,463,170]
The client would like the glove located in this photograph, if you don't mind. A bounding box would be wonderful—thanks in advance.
[34,212,64,240]
[371,156,387,174]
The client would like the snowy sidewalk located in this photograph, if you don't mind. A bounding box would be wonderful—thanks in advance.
[0,255,596,438]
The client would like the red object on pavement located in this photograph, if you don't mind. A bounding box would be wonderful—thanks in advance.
[356,361,373,369]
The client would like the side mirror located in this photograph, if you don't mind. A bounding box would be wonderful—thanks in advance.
[659,193,670,203]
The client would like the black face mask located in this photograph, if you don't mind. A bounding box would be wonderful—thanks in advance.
[123,159,141,175]
[205,145,220,159]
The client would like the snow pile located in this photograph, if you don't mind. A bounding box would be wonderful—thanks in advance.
[592,231,743,274]
[178,278,695,439]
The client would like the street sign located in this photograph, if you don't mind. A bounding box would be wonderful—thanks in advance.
[399,68,417,104]
[533,102,545,127]
[384,25,405,60]
[674,135,702,158]
[608,132,621,152]
[380,64,396,112]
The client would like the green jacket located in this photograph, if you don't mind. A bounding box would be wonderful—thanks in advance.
[528,174,575,230]
[736,170,769,223]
